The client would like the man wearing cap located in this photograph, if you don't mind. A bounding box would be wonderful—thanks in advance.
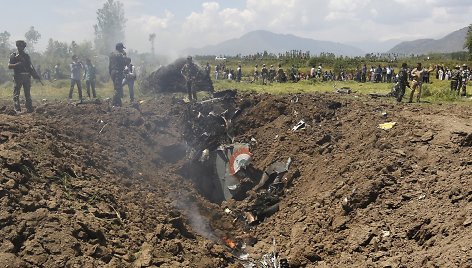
[109,42,128,107]
[8,40,41,113]
[180,56,199,101]
[409,62,435,103]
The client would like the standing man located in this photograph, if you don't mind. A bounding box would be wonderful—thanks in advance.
[109,42,127,107]
[68,55,84,103]
[460,64,469,96]
[83,58,97,99]
[409,62,434,103]
[451,65,461,93]
[122,58,137,102]
[8,40,41,113]
[181,56,199,101]
[395,63,410,102]
[252,64,259,83]
[261,64,268,85]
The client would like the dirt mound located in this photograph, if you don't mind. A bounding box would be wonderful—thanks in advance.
[0,92,471,267]
[142,58,213,94]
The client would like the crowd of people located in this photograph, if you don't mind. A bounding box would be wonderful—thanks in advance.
[6,39,471,112]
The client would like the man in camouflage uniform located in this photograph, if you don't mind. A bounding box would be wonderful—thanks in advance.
[252,64,259,83]
[109,42,128,107]
[460,64,469,96]
[395,63,410,102]
[450,65,461,93]
[276,64,286,82]
[181,56,199,101]
[268,65,276,83]
[8,40,41,113]
[261,64,268,85]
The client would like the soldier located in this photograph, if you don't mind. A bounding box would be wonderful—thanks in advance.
[409,62,434,103]
[252,64,259,83]
[450,65,461,93]
[180,56,199,101]
[276,64,286,82]
[68,55,84,103]
[109,42,127,107]
[269,65,276,83]
[261,64,268,85]
[395,63,410,102]
[461,64,470,96]
[8,40,41,113]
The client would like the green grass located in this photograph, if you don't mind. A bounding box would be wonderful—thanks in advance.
[1,77,470,105]
[212,77,472,104]
[0,79,134,102]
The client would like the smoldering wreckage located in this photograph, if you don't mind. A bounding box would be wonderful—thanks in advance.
[144,58,298,267]
[3,56,472,267]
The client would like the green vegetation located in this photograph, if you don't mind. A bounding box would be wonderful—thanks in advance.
[0,67,470,105]
[212,77,471,104]
[0,80,118,101]
[465,24,472,60]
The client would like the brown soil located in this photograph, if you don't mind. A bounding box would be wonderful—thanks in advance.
[0,92,471,268]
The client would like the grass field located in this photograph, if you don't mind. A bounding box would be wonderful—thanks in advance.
[0,76,471,105]
[0,80,122,102]
[212,77,472,104]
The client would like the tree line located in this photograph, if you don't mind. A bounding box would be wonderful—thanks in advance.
[0,0,161,85]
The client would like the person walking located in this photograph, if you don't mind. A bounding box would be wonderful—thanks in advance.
[8,40,41,113]
[396,63,410,102]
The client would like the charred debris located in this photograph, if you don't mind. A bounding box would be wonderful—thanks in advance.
[180,89,300,225]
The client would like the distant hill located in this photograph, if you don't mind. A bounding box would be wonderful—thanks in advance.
[184,30,365,57]
[388,27,468,55]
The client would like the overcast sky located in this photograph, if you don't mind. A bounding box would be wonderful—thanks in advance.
[1,0,471,54]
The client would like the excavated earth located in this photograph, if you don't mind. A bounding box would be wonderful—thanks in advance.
[0,92,471,268]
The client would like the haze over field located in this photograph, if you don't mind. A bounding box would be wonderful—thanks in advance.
[1,0,471,54]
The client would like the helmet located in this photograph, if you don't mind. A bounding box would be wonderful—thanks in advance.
[463,64,467,67]
[187,56,192,61]
[15,40,26,47]
[115,42,126,49]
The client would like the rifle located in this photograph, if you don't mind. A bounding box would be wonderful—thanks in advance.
[30,64,44,86]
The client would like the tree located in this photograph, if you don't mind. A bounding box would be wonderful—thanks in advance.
[94,0,126,55]
[0,31,11,57]
[149,33,156,55]
[24,26,41,52]
[465,24,472,60]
